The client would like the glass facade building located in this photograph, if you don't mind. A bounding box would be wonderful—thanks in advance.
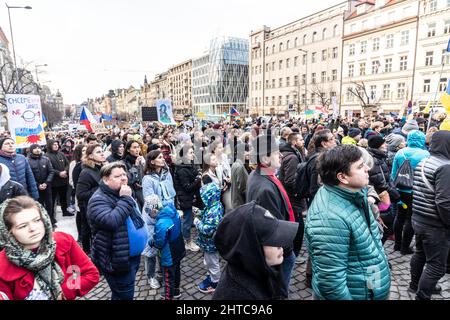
[192,37,249,118]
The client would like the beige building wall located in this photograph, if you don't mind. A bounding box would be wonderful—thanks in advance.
[168,60,192,116]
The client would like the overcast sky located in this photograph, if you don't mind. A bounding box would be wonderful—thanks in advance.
[0,0,341,104]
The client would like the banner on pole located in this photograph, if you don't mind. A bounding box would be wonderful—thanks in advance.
[156,100,176,125]
[6,94,46,148]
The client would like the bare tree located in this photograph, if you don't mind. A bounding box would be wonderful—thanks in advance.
[0,61,38,107]
[308,83,333,109]
[347,81,377,110]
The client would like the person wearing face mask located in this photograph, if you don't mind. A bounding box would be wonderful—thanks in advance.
[76,144,106,254]
[212,201,298,300]
[123,140,146,210]
[0,196,99,300]
[27,145,55,219]
[106,140,125,163]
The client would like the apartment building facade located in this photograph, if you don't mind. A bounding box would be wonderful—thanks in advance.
[168,60,192,116]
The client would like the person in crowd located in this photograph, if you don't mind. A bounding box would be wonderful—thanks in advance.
[160,131,176,172]
[123,140,146,209]
[152,203,185,300]
[247,134,296,298]
[87,162,147,300]
[425,127,439,149]
[391,130,429,254]
[0,164,27,204]
[0,196,99,300]
[279,127,292,149]
[230,144,252,210]
[385,133,406,172]
[410,130,450,300]
[27,144,54,218]
[45,139,72,222]
[201,153,221,187]
[194,183,224,294]
[209,140,232,213]
[341,128,362,145]
[173,145,202,252]
[305,145,391,300]
[279,132,306,258]
[76,144,105,254]
[212,201,298,300]
[357,119,369,138]
[367,135,401,244]
[0,138,39,200]
[85,134,98,146]
[71,144,86,238]
[61,139,75,163]
[393,119,420,139]
[142,150,177,289]
[106,140,125,163]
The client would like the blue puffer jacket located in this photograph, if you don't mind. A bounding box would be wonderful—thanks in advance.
[0,153,38,200]
[153,204,186,267]
[391,130,429,193]
[305,185,391,300]
[195,183,224,253]
[87,181,136,274]
[142,168,176,207]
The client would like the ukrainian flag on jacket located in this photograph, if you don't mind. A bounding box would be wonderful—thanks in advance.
[153,204,186,267]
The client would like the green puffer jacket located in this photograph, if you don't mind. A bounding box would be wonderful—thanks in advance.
[305,185,391,300]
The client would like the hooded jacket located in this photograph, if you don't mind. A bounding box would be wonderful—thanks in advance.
[45,139,70,188]
[0,164,27,203]
[279,144,306,210]
[0,152,38,200]
[195,183,224,253]
[153,204,186,267]
[212,201,285,300]
[391,130,429,193]
[142,168,176,207]
[412,131,450,229]
[106,140,124,163]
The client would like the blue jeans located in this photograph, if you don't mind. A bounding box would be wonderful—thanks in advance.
[281,251,296,296]
[104,255,141,300]
[182,208,193,241]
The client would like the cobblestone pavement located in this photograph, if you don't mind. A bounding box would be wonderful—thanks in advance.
[55,209,450,300]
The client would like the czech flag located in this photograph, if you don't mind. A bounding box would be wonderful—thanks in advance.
[230,107,240,117]
[42,113,47,128]
[80,106,98,132]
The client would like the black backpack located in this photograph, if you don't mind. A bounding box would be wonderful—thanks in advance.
[393,156,414,190]
[296,154,318,199]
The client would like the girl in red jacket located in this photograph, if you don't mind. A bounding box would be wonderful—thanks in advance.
[0,196,99,300]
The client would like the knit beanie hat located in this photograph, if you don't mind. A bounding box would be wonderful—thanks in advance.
[348,128,362,138]
[402,119,419,133]
[385,133,405,151]
[368,135,385,149]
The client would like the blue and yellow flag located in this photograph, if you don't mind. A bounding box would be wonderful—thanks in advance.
[42,113,47,128]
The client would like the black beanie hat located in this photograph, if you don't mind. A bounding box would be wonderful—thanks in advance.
[368,135,386,149]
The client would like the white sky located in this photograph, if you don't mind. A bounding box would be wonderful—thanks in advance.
[0,0,341,104]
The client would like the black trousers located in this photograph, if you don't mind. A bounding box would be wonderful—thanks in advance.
[51,185,68,216]
[410,221,450,300]
[381,209,394,244]
[292,205,305,257]
[162,262,181,300]
[394,192,414,249]
[38,188,54,223]
[79,206,92,254]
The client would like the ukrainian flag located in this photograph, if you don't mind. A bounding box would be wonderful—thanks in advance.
[440,78,450,115]
[42,113,48,128]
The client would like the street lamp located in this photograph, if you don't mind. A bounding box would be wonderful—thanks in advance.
[35,64,48,83]
[5,4,32,93]
[298,48,308,114]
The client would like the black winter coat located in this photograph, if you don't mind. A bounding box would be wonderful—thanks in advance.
[87,181,136,274]
[76,164,102,211]
[173,164,201,210]
[367,148,400,201]
[279,145,306,211]
[0,181,27,203]
[28,154,54,185]
[123,155,144,209]
[45,151,69,187]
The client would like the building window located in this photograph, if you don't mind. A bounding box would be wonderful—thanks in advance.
[294,37,298,47]
[322,28,327,40]
[311,93,315,104]
[360,62,366,76]
[400,56,408,71]
[302,54,307,65]
[442,49,450,64]
[265,97,269,106]
[294,75,299,86]
[444,20,450,34]
[346,88,354,102]
[360,41,367,54]
[272,45,276,54]
[386,34,394,48]
[348,64,354,77]
[303,34,307,45]
[372,60,380,74]
[440,78,448,92]
[383,84,390,99]
[428,23,436,37]
[272,79,275,88]
[311,73,316,84]
[286,77,290,87]
[349,44,355,56]
[266,63,269,72]
[265,80,269,89]
[272,96,275,106]
[370,85,377,101]
[423,79,431,93]
[373,38,380,51]
[278,96,282,106]
[321,71,326,83]
[429,0,437,12]
[425,51,434,66]
[279,60,283,70]
[333,24,339,37]
[312,31,317,42]
[294,56,298,67]
[302,94,306,104]
[332,69,337,81]
[385,58,392,73]
[320,49,326,61]
[302,74,306,85]
[286,40,290,49]
[265,46,269,56]
[332,47,338,59]
[312,52,317,63]
[271,62,275,71]
[279,42,284,52]
[401,31,409,46]
[286,58,290,68]
[397,83,406,99]
[279,78,283,88]
[285,95,290,106]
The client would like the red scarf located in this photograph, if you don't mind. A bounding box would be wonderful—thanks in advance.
[259,164,295,222]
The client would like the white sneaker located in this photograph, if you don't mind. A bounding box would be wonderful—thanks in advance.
[148,277,161,289]
[185,240,200,252]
